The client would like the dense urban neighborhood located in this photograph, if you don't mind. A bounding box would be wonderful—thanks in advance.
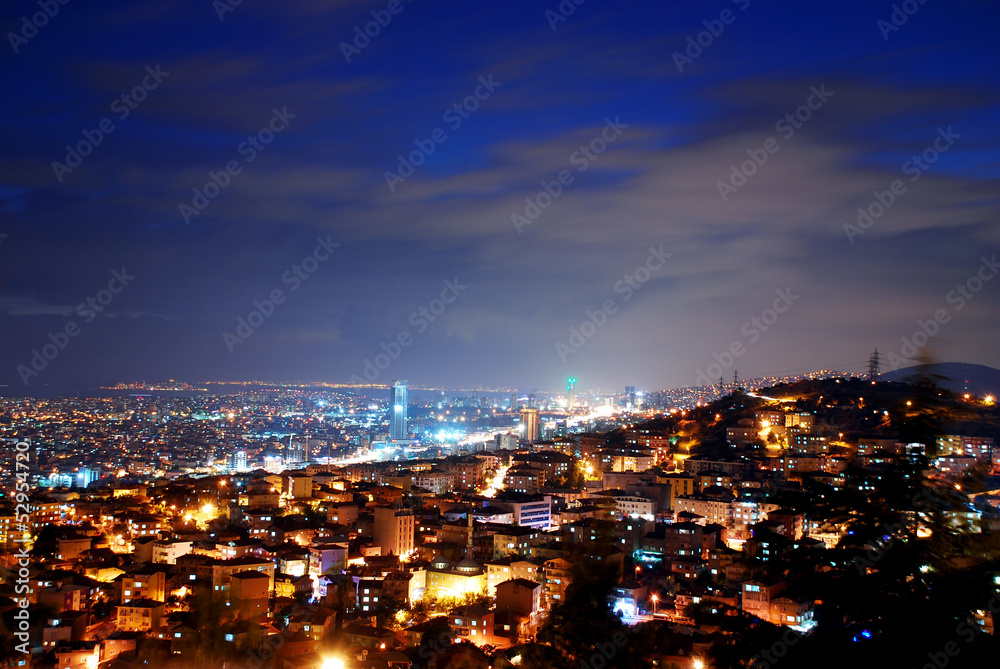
[3,374,1000,668]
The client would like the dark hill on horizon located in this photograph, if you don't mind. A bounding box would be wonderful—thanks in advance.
[881,362,1000,398]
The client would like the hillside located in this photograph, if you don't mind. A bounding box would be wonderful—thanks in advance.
[635,375,1000,458]
[881,361,1000,397]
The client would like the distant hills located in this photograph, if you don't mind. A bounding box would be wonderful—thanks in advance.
[881,362,1000,397]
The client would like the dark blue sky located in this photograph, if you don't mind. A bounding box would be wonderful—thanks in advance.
[1,0,999,395]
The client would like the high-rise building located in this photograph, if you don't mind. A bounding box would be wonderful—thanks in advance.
[76,467,100,488]
[227,449,248,472]
[390,380,408,440]
[284,437,306,466]
[626,386,636,408]
[520,407,540,443]
[566,377,577,409]
[372,505,415,557]
[493,433,519,451]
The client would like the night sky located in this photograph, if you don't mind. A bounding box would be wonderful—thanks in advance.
[2,0,998,395]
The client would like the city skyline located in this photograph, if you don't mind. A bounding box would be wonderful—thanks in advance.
[2,374,998,668]
[3,2,1000,665]
[1,1,998,394]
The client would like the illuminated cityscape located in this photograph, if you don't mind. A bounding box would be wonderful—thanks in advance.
[2,370,1000,667]
[2,1,1000,668]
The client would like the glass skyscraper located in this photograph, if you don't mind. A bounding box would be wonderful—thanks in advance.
[390,380,408,440]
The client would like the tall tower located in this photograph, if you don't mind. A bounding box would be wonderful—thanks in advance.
[867,348,881,381]
[466,509,474,557]
[520,407,540,443]
[390,380,408,440]
[625,386,636,409]
[566,377,577,409]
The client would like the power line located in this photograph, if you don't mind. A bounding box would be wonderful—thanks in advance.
[867,347,881,381]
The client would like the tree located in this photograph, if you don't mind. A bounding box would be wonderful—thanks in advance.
[375,594,405,629]
[459,588,491,609]
[189,589,229,669]
[29,523,63,560]
[527,557,653,669]
[410,595,438,624]
[413,616,454,669]
[770,456,1000,666]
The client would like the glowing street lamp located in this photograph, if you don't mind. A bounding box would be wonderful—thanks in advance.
[651,593,658,615]
[321,656,345,669]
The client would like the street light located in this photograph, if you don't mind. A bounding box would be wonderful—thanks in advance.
[651,594,658,615]
[321,657,345,669]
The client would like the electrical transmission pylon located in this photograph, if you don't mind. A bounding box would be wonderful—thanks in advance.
[867,348,881,381]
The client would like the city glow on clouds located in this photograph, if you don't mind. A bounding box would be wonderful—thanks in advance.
[0,0,998,392]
